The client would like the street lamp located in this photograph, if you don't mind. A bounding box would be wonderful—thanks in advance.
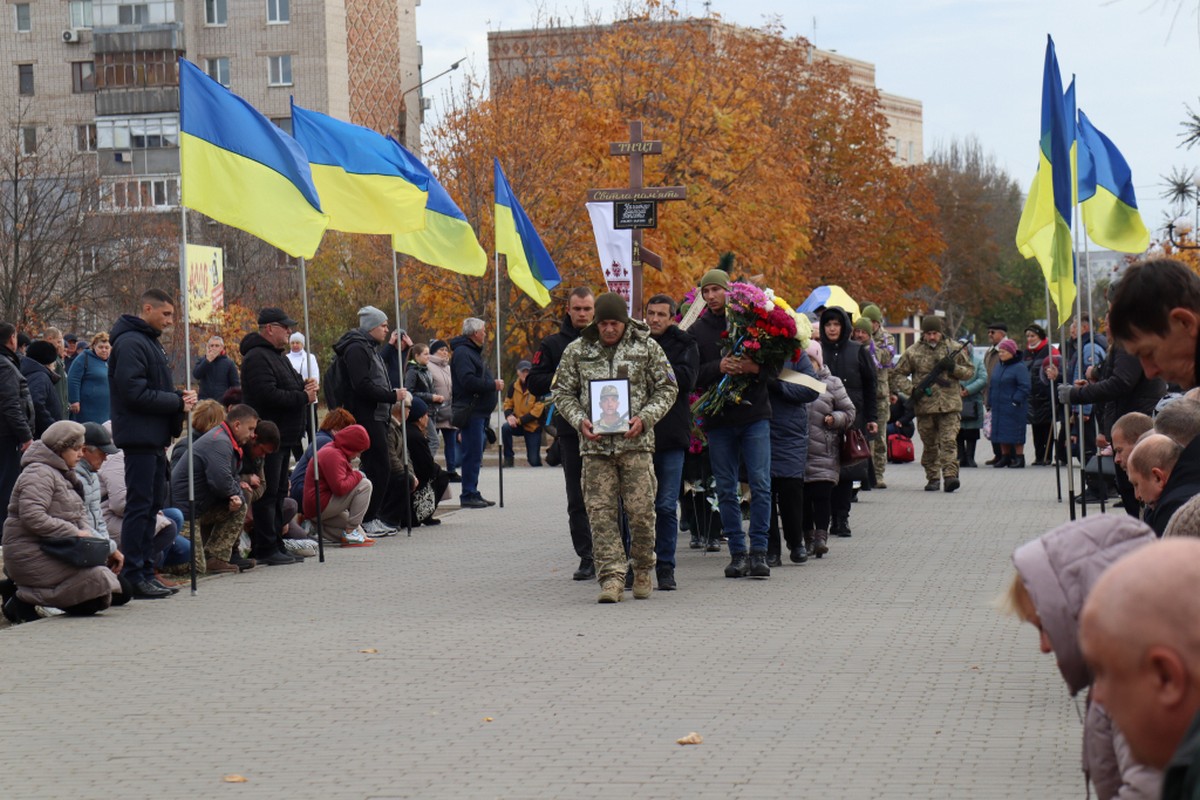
[397,58,465,146]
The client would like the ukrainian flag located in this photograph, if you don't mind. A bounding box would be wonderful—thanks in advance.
[1076,110,1150,253]
[1015,36,1076,321]
[494,159,561,307]
[179,59,328,259]
[388,138,487,276]
[291,103,429,236]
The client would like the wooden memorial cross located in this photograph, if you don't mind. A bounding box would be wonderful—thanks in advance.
[586,120,686,315]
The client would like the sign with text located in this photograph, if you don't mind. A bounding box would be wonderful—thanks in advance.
[614,201,657,230]
[586,186,687,202]
[609,140,663,156]
[185,244,224,324]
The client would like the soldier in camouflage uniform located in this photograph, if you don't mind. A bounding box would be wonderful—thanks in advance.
[552,293,678,603]
[854,305,898,489]
[892,316,975,493]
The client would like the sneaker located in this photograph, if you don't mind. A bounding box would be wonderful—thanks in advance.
[363,519,398,538]
[341,528,375,547]
[283,538,319,558]
[35,605,65,618]
[460,496,490,509]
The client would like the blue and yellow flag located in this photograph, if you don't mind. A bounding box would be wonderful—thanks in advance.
[1077,110,1150,254]
[494,159,561,307]
[388,138,487,276]
[179,59,328,259]
[1015,36,1076,321]
[290,103,429,236]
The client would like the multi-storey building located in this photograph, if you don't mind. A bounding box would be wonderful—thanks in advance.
[3,0,424,213]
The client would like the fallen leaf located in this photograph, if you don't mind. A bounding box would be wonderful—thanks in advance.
[359,648,378,654]
[223,775,248,783]
[676,732,703,745]
[483,717,494,722]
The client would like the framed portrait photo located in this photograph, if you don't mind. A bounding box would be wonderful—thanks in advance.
[589,378,631,435]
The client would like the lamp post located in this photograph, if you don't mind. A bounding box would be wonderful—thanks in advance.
[397,58,464,148]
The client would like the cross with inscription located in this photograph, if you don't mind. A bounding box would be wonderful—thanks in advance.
[586,121,686,314]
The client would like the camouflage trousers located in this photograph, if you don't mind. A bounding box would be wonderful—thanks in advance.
[872,397,890,483]
[582,450,657,583]
[916,412,961,482]
[198,502,248,564]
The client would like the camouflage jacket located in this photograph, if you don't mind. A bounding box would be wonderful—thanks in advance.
[892,339,975,415]
[870,328,898,404]
[552,320,678,456]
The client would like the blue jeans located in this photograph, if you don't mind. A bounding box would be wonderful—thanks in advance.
[705,419,772,555]
[652,448,685,569]
[441,428,460,472]
[460,414,487,499]
[502,423,543,465]
[156,507,192,568]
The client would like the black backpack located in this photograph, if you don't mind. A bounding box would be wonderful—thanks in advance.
[324,353,347,409]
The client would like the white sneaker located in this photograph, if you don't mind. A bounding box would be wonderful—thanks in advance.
[363,519,397,538]
[341,528,374,547]
[35,606,65,618]
[283,538,319,558]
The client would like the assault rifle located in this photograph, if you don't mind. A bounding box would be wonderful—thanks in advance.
[904,339,972,415]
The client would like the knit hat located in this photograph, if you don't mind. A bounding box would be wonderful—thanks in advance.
[42,420,85,453]
[26,340,57,365]
[853,317,873,334]
[408,396,428,421]
[1025,323,1048,340]
[920,316,944,334]
[700,269,729,290]
[358,305,388,331]
[860,304,883,324]
[289,332,305,345]
[998,339,1019,356]
[429,339,449,355]
[594,292,628,323]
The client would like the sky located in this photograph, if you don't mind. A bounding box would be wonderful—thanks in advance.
[415,0,1200,246]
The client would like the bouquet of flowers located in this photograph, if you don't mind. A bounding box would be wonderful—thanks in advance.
[687,281,805,427]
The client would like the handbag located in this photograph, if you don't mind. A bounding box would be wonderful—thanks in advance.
[960,397,979,422]
[412,483,436,522]
[450,397,479,429]
[39,535,109,568]
[839,428,871,464]
[982,409,992,441]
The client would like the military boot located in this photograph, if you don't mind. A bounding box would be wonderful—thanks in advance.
[944,475,961,493]
[724,553,749,578]
[597,578,624,603]
[632,570,653,599]
[811,529,829,558]
[924,479,941,491]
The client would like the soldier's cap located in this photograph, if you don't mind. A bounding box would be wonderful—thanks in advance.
[860,304,883,324]
[921,316,944,334]
[594,292,628,324]
[600,384,620,399]
[853,317,873,334]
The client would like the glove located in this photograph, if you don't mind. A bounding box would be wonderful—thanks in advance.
[937,356,955,371]
[1056,383,1074,406]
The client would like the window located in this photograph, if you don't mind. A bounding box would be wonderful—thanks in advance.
[204,57,229,87]
[15,3,30,32]
[205,0,226,25]
[95,49,175,88]
[117,3,148,24]
[17,64,33,96]
[20,127,37,156]
[76,123,97,152]
[102,176,178,210]
[268,54,292,86]
[270,116,292,135]
[95,114,178,149]
[267,0,288,23]
[71,61,96,93]
[70,0,93,28]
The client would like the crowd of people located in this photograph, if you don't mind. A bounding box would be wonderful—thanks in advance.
[6,258,1200,797]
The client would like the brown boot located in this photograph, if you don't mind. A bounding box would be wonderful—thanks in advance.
[632,570,653,600]
[811,530,829,558]
[205,557,239,574]
[597,578,624,603]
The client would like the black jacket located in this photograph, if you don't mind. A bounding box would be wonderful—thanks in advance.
[0,346,33,443]
[528,315,584,440]
[332,329,396,422]
[651,324,699,451]
[20,358,62,438]
[692,307,775,429]
[449,334,498,417]
[107,314,185,450]
[1146,436,1200,537]
[192,353,240,402]
[819,306,876,430]
[1073,342,1166,436]
[239,331,309,446]
[1024,339,1055,425]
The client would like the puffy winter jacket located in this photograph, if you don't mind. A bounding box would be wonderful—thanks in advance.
[108,314,185,450]
[239,331,310,446]
[804,365,856,484]
[819,307,875,430]
[768,353,820,479]
[449,334,498,418]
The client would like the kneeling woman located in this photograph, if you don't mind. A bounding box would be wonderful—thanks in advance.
[405,398,450,526]
[1,420,121,623]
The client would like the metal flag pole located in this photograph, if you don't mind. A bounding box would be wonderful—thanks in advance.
[393,249,411,536]
[1074,216,1087,517]
[495,252,505,509]
[1046,284,1062,504]
[298,256,326,563]
[1082,236,1106,513]
[178,205,199,594]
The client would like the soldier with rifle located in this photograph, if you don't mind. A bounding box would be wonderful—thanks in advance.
[892,317,975,492]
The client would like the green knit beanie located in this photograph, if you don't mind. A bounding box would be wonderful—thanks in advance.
[853,317,873,334]
[700,269,729,290]
[594,292,629,323]
[921,316,944,334]
[861,304,883,324]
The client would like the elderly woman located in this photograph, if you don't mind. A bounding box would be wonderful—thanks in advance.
[990,339,1031,468]
[0,420,121,623]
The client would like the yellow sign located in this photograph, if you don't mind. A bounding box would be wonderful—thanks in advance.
[185,244,224,323]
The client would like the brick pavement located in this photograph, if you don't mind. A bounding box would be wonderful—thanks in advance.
[0,444,1104,799]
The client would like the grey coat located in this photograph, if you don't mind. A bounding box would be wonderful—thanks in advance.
[170,423,243,519]
[74,460,114,555]
[1012,516,1162,800]
[1,441,119,608]
[803,366,856,484]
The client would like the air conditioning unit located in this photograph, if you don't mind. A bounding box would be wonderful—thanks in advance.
[420,98,433,111]
[62,28,81,44]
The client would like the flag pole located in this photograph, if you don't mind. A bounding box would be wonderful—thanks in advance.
[1083,236,1105,512]
[1074,213,1087,517]
[393,249,411,536]
[1046,284,1062,504]
[298,256,326,563]
[495,252,505,509]
[178,205,198,595]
